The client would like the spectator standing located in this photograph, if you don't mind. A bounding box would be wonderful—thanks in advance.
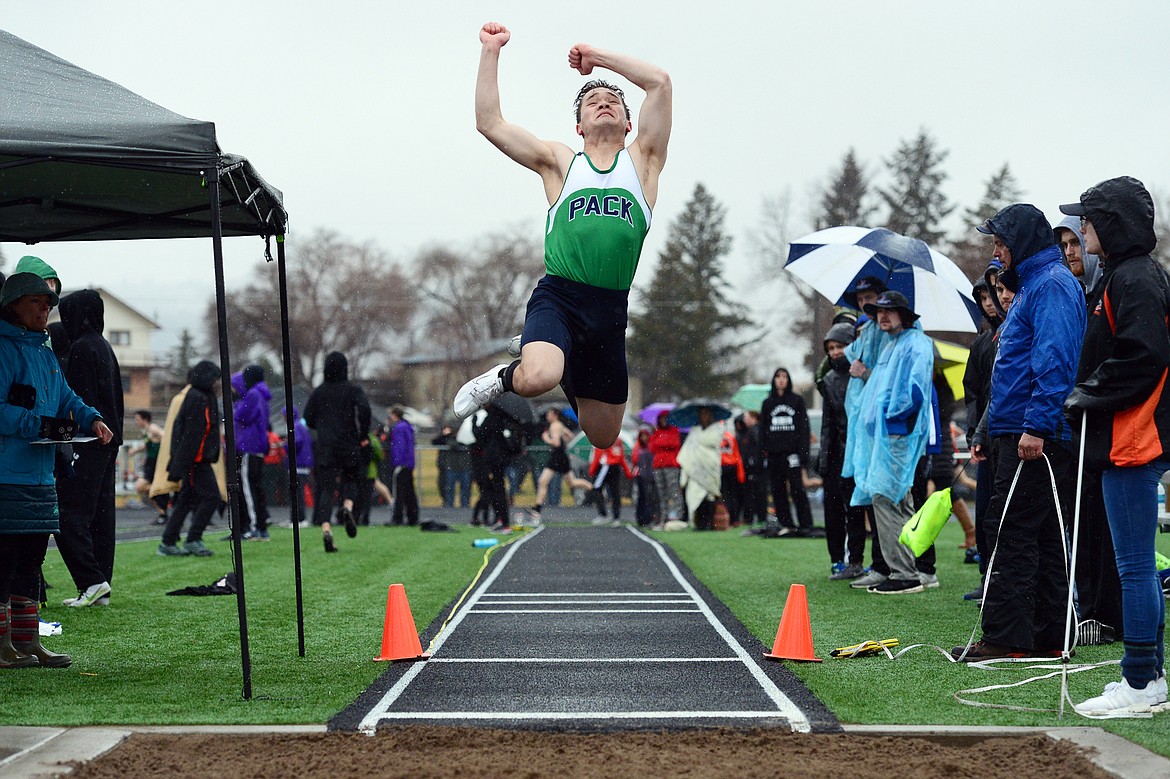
[284,405,314,528]
[303,351,370,552]
[760,367,813,535]
[231,365,271,541]
[589,440,633,524]
[818,322,868,580]
[473,405,514,530]
[736,410,768,525]
[158,360,223,558]
[719,428,746,525]
[1063,177,1169,715]
[956,203,1085,658]
[632,427,657,527]
[0,274,110,669]
[1053,214,1122,643]
[649,411,683,522]
[432,423,457,507]
[850,291,935,595]
[54,290,124,606]
[676,406,723,531]
[387,406,420,526]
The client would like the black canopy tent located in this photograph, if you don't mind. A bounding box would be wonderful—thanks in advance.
[0,29,305,698]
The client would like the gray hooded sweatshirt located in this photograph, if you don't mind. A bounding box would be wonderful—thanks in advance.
[1054,215,1102,294]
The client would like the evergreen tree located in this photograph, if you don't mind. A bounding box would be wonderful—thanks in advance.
[948,163,1024,284]
[879,129,954,244]
[169,328,197,378]
[628,183,754,400]
[817,148,875,229]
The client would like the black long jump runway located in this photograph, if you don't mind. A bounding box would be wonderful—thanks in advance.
[335,525,838,733]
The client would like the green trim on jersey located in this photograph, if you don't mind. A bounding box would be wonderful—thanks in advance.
[544,150,651,290]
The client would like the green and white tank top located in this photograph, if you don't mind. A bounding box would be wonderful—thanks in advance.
[544,150,651,291]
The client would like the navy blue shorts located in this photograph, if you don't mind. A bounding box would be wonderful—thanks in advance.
[520,275,630,406]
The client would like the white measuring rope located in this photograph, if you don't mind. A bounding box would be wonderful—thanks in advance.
[856,425,1124,717]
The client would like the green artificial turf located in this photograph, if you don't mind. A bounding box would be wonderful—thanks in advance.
[8,517,1170,759]
[10,526,490,726]
[659,519,1170,757]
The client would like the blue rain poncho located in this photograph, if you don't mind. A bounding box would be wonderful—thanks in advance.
[849,322,934,506]
[840,319,891,480]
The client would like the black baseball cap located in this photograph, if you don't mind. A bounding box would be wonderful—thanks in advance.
[862,290,919,322]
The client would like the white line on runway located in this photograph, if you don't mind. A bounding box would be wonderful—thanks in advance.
[357,526,544,734]
[472,599,696,605]
[628,526,813,733]
[429,657,740,663]
[357,525,812,734]
[479,592,690,597]
[467,608,701,614]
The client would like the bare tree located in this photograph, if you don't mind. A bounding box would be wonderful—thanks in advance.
[412,227,544,406]
[208,229,416,386]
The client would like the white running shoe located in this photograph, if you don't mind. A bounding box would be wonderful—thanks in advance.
[453,364,507,419]
[66,581,111,608]
[1102,674,1169,712]
[1075,677,1156,718]
[507,335,522,358]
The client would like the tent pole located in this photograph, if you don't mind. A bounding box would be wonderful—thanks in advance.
[275,236,307,656]
[210,170,253,700]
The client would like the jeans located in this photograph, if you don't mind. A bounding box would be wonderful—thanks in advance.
[1101,461,1168,686]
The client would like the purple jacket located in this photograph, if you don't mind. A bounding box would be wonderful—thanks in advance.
[231,371,271,455]
[390,419,415,468]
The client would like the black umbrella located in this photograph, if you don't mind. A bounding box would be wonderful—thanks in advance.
[667,398,733,428]
[490,392,536,425]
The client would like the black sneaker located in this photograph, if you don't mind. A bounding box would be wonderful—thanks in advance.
[323,532,337,553]
[868,578,924,595]
[339,506,357,538]
[964,547,980,565]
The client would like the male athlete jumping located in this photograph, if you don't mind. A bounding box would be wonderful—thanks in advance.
[452,21,672,449]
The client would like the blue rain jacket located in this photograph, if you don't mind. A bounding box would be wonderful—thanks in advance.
[850,322,934,506]
[988,248,1085,441]
[840,320,891,480]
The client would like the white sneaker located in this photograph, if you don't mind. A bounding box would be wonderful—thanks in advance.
[507,335,522,358]
[66,581,111,608]
[1103,674,1168,712]
[1075,677,1156,718]
[919,573,940,589]
[453,364,507,420]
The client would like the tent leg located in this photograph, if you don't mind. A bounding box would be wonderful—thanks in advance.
[276,236,307,657]
[210,172,252,700]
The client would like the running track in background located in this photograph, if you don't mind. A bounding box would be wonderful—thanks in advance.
[334,525,838,733]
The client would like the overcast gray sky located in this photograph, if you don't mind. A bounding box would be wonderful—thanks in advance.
[4,1,1168,382]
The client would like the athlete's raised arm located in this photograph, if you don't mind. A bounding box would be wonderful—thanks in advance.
[476,23,571,199]
[568,43,671,204]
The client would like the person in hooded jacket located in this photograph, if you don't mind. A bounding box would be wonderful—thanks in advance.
[760,367,812,534]
[284,405,314,529]
[1063,177,1170,716]
[817,321,868,580]
[54,290,125,607]
[159,360,222,557]
[231,365,271,540]
[303,351,371,552]
[0,274,110,670]
[1053,214,1123,646]
[1055,215,1104,297]
[955,203,1085,661]
[961,270,1004,596]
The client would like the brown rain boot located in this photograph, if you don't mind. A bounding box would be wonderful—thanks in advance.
[0,600,39,669]
[10,596,70,668]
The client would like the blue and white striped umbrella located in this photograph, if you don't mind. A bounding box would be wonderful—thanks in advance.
[785,226,981,333]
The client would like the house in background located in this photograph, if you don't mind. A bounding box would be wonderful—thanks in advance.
[49,287,162,414]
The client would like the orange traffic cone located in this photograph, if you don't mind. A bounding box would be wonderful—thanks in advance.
[374,583,431,662]
[762,583,821,662]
